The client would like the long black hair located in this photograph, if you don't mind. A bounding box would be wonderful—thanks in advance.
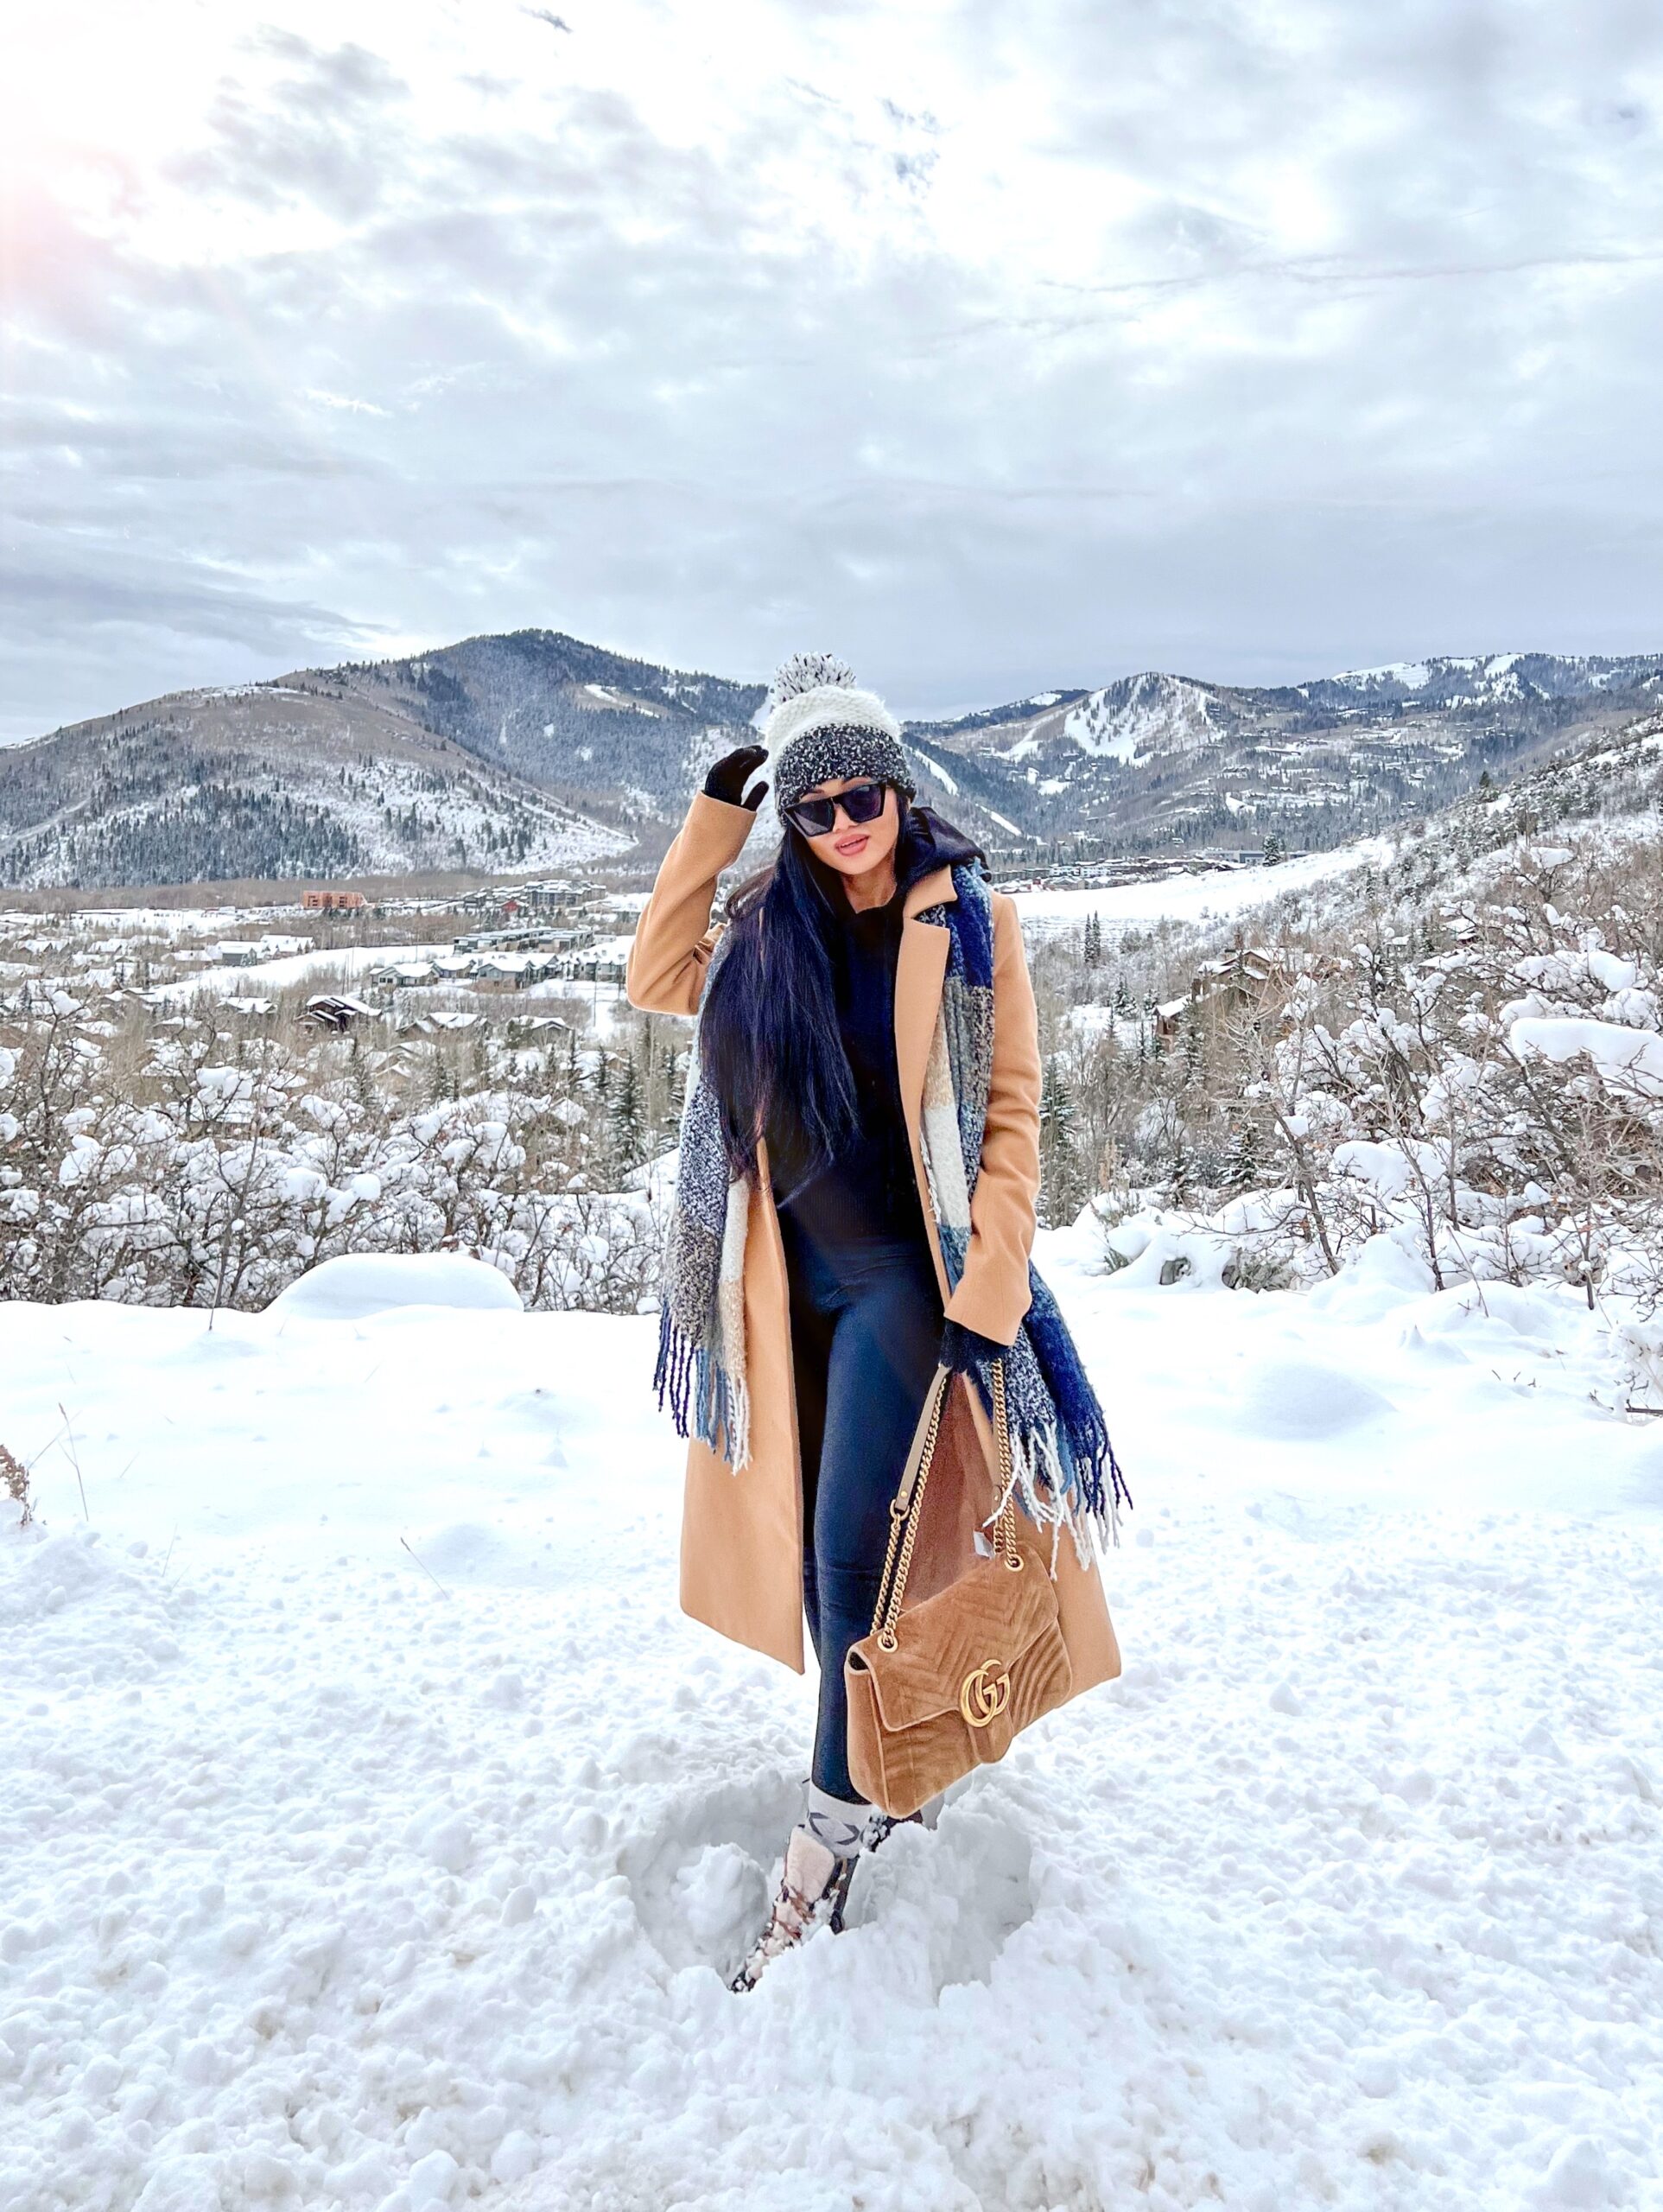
[696,796,985,1180]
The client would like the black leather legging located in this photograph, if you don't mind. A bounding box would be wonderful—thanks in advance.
[779,1212,944,1800]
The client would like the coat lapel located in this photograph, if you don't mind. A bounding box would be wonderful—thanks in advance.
[894,863,957,1135]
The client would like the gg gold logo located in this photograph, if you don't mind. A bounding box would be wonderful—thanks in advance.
[960,1659,1011,1730]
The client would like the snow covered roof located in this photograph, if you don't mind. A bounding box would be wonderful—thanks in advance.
[304,993,379,1027]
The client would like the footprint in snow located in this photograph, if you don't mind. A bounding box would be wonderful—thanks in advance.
[617,1772,799,1974]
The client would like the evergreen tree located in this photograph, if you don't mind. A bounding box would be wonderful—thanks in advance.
[1038,1054,1086,1226]
[1222,1118,1259,1195]
[1181,1009,1203,1085]
[607,1055,644,1182]
[1168,1128,1195,1205]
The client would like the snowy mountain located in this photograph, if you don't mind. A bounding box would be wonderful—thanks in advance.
[1304,650,1660,708]
[0,676,632,888]
[3,633,1660,886]
[906,651,1663,851]
[327,631,765,824]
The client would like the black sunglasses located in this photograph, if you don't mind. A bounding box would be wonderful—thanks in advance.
[780,779,891,838]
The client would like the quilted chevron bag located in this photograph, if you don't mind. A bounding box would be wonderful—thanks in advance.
[845,1359,1073,1818]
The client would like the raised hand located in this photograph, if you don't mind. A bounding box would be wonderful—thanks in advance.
[703,745,770,811]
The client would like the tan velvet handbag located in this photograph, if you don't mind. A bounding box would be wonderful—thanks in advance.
[845,1358,1074,1818]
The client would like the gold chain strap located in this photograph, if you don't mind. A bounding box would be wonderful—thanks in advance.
[873,1357,1021,1653]
[989,1361,1023,1575]
[872,1368,946,1651]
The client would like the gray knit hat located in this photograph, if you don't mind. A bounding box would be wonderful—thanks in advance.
[764,652,917,813]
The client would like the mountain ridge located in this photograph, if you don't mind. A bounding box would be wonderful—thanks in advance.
[3,632,1659,887]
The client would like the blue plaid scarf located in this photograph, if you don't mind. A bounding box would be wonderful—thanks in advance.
[655,862,1131,1558]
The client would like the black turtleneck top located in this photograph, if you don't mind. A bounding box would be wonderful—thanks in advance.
[765,882,929,1251]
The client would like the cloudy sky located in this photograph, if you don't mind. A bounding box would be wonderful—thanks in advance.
[3,0,1662,738]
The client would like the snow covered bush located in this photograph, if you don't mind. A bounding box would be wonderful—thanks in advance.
[1026,726,1663,1320]
[0,994,684,1314]
[1227,830,1663,1304]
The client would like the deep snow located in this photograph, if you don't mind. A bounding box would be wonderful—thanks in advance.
[3,1236,1661,2212]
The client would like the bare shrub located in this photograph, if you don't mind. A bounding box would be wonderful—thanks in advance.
[0,1442,31,1527]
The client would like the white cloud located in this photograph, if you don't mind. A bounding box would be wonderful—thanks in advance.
[3,0,1663,736]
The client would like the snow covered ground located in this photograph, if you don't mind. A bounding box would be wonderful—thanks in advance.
[1010,841,1388,937]
[0,912,248,941]
[3,1238,1661,2212]
[151,945,434,1004]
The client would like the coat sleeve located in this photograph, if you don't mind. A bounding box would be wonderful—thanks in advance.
[941,891,1042,1346]
[625,792,760,1016]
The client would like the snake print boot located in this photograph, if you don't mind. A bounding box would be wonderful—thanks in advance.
[728,1827,858,1993]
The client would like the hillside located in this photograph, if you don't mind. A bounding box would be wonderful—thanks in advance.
[0,677,632,888]
[1026,693,1663,1327]
[1295,692,1663,928]
[3,632,1659,888]
[327,632,765,825]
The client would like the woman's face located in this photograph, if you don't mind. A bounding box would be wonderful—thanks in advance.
[792,776,901,880]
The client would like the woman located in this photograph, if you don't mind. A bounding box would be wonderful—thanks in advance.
[625,653,1127,1990]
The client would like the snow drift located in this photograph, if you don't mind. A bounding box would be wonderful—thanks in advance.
[3,1245,1661,2211]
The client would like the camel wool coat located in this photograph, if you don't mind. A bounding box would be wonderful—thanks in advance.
[626,791,1120,1695]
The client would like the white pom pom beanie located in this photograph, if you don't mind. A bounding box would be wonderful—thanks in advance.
[764,652,916,812]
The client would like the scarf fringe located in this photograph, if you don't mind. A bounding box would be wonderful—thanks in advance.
[655,1308,752,1470]
[985,1404,1132,1567]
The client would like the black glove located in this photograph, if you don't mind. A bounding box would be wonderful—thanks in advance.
[703,745,769,811]
[939,1319,1003,1374]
